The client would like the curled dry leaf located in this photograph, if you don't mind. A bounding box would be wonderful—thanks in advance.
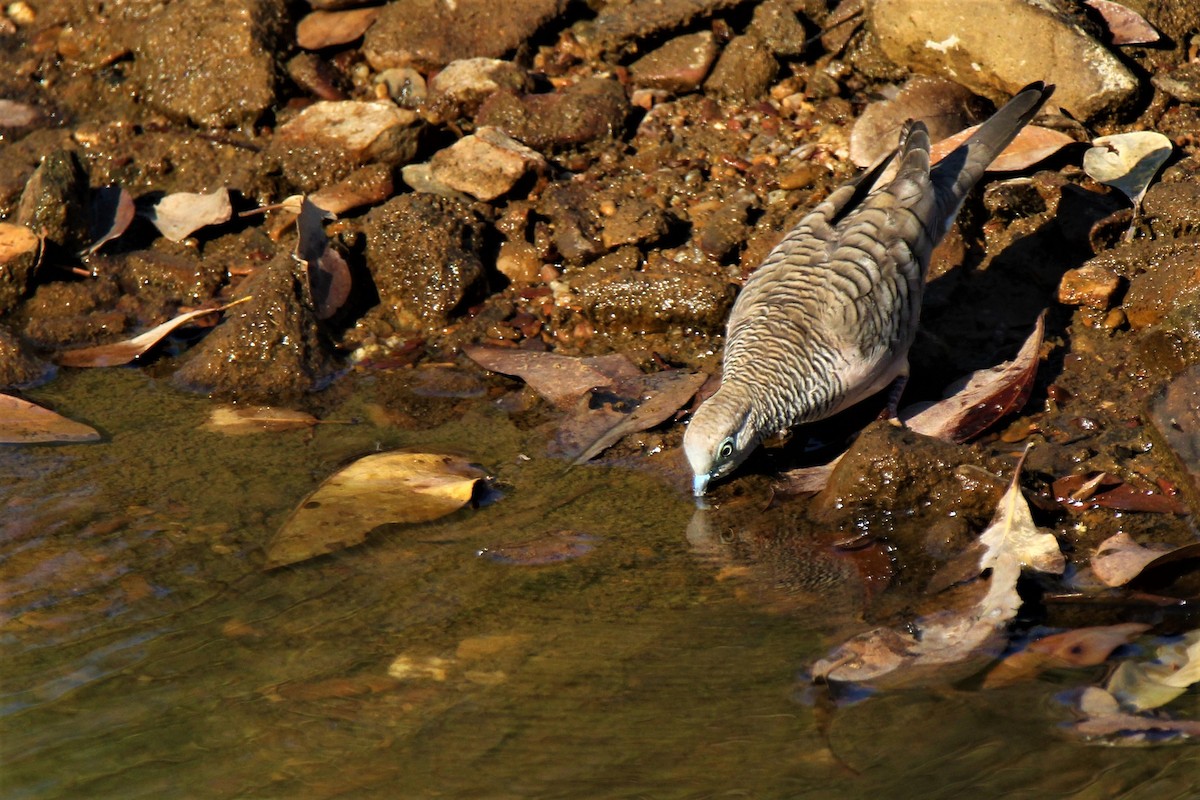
[264,451,489,569]
[0,393,101,444]
[1083,132,1172,209]
[84,185,135,255]
[203,405,321,434]
[1084,0,1160,45]
[57,297,251,367]
[464,345,641,409]
[145,188,233,242]
[1091,531,1200,587]
[811,449,1063,686]
[1106,630,1200,712]
[932,125,1074,172]
[295,198,351,320]
[982,623,1150,688]
[905,311,1044,442]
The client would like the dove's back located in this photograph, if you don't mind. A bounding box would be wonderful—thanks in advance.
[721,82,1054,437]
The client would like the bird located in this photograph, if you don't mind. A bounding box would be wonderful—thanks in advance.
[684,82,1055,496]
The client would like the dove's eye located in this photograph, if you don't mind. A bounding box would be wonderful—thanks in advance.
[718,439,734,460]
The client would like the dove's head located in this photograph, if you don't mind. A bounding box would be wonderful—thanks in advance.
[683,387,759,496]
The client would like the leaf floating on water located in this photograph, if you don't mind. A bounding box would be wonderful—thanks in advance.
[904,311,1045,442]
[1091,531,1200,587]
[480,530,599,565]
[464,345,643,409]
[932,125,1074,172]
[145,187,233,242]
[1082,132,1172,209]
[264,451,489,569]
[1069,686,1200,744]
[983,623,1150,688]
[0,394,101,444]
[84,185,135,255]
[57,297,251,367]
[1084,0,1160,45]
[203,405,321,434]
[294,198,352,320]
[1106,630,1200,712]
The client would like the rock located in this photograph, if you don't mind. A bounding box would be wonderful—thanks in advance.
[16,150,90,252]
[693,189,757,263]
[1152,61,1200,104]
[573,249,734,334]
[495,240,543,284]
[116,251,225,307]
[868,0,1138,120]
[296,7,379,50]
[599,198,671,249]
[1141,180,1200,239]
[427,58,528,120]
[703,34,779,102]
[428,127,546,202]
[476,78,630,151]
[375,68,427,108]
[272,101,423,192]
[1101,237,1200,330]
[399,162,470,201]
[0,223,42,314]
[364,195,488,331]
[286,53,350,101]
[172,253,337,403]
[21,275,124,348]
[750,0,809,57]
[588,0,744,49]
[538,181,603,264]
[1057,263,1119,309]
[1148,365,1200,516]
[629,32,719,94]
[129,0,282,127]
[0,326,53,389]
[363,0,563,72]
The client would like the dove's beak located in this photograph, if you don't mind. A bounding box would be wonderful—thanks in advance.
[692,473,710,497]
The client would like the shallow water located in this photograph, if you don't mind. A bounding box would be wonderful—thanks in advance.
[2,370,1197,799]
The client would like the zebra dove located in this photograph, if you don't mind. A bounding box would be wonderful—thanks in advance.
[685,82,1054,496]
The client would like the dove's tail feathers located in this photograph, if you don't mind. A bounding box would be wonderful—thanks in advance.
[933,81,1055,215]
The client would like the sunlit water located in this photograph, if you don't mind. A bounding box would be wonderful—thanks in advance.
[2,370,1197,798]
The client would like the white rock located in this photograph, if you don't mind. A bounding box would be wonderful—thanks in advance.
[428,126,546,202]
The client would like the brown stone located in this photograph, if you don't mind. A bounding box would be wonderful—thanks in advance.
[1057,263,1120,309]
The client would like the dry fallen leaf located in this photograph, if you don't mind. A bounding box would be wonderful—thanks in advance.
[983,623,1150,688]
[203,405,321,434]
[464,346,641,409]
[1083,132,1172,210]
[1106,630,1200,712]
[850,77,985,168]
[84,185,135,255]
[932,125,1074,172]
[1069,685,1200,743]
[0,394,101,444]
[905,311,1045,442]
[57,297,250,368]
[296,7,380,50]
[295,198,351,320]
[1084,0,1160,45]
[1091,531,1200,587]
[264,451,489,569]
[145,188,233,242]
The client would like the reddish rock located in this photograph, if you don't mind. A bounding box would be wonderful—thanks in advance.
[1057,263,1120,309]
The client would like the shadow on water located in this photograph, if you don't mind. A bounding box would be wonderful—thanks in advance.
[2,370,1197,798]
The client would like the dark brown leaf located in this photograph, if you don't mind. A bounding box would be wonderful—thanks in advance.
[84,185,135,255]
[296,198,351,320]
[464,345,641,408]
[982,623,1150,688]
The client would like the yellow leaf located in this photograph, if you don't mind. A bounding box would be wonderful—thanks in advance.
[204,405,320,434]
[264,451,488,569]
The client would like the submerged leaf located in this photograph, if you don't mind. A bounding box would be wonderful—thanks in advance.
[57,297,250,367]
[983,623,1150,688]
[295,198,351,320]
[1083,132,1172,208]
[479,530,599,565]
[464,345,642,409]
[264,451,488,569]
[204,405,321,434]
[146,188,233,241]
[0,394,101,444]
[1106,630,1200,712]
